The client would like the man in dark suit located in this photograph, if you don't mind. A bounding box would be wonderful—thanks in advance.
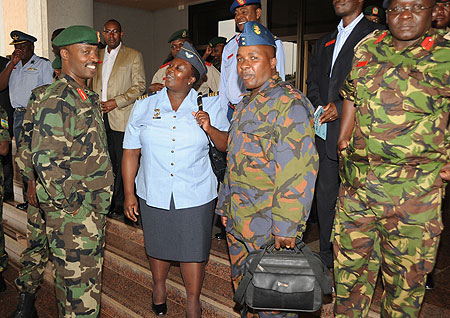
[306,0,384,268]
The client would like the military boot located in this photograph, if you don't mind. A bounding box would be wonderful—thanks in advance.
[10,292,38,318]
[0,272,6,292]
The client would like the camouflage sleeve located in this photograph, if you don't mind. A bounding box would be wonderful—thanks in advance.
[271,95,319,237]
[0,109,11,143]
[215,171,231,216]
[32,97,81,213]
[16,97,37,182]
[340,72,356,102]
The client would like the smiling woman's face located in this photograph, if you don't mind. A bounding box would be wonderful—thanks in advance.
[165,57,196,92]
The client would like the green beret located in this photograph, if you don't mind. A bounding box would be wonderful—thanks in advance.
[52,56,61,69]
[52,25,100,47]
[364,6,385,20]
[168,29,189,43]
[209,36,227,47]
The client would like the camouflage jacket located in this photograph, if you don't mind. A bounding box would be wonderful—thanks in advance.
[340,29,450,198]
[16,84,50,183]
[0,106,11,195]
[29,74,114,213]
[216,74,318,244]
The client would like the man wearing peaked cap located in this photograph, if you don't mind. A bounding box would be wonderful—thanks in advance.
[203,36,227,71]
[220,0,285,122]
[433,0,450,29]
[216,21,319,317]
[0,30,53,213]
[335,0,450,316]
[364,5,385,24]
[149,29,220,95]
[15,25,114,318]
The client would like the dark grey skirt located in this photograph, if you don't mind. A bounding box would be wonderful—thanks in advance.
[139,197,216,262]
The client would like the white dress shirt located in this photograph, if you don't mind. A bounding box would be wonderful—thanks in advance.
[8,54,53,108]
[330,13,364,76]
[123,88,230,210]
[101,42,122,101]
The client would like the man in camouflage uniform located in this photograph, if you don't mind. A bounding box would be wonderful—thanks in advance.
[335,0,450,316]
[0,106,11,292]
[216,21,318,318]
[22,26,113,318]
[11,84,50,318]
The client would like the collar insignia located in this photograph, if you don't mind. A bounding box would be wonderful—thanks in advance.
[77,88,87,101]
[421,36,434,51]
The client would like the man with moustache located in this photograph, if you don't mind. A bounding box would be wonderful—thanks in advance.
[203,36,227,71]
[26,26,114,317]
[335,0,450,316]
[306,0,383,269]
[433,0,450,29]
[90,19,146,219]
[0,31,53,212]
[216,21,318,317]
[220,0,286,121]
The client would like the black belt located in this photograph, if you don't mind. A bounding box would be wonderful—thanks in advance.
[15,107,27,112]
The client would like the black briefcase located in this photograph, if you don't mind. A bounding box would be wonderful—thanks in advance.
[233,238,333,313]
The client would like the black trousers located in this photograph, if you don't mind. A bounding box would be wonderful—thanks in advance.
[2,143,14,198]
[314,155,340,268]
[103,114,124,212]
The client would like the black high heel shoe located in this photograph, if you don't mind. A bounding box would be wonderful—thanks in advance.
[152,301,167,316]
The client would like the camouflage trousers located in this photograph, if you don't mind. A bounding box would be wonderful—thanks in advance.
[333,180,442,318]
[227,232,299,318]
[15,204,49,293]
[0,199,7,273]
[40,185,110,318]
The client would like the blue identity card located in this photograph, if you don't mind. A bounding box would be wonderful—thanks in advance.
[314,106,327,140]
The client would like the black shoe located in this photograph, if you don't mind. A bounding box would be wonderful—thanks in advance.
[0,272,6,293]
[16,202,28,211]
[152,302,167,316]
[425,273,434,290]
[10,292,38,318]
[214,232,226,240]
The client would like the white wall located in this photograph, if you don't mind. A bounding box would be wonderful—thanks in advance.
[46,0,94,59]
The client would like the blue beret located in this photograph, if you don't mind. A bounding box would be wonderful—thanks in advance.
[230,0,261,13]
[175,42,207,79]
[10,30,37,45]
[238,21,276,48]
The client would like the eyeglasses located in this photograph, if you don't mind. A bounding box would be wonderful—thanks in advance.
[386,4,434,15]
[103,29,120,34]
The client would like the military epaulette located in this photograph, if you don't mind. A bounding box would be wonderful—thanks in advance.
[51,80,69,97]
[159,62,171,69]
[226,34,237,45]
[205,91,219,97]
[32,84,51,97]
[137,91,157,101]
[37,56,50,62]
[354,30,379,51]
[374,30,388,44]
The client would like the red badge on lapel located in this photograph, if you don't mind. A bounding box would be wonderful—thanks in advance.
[421,36,434,51]
[374,31,388,44]
[325,39,336,47]
[357,61,368,67]
[77,88,87,101]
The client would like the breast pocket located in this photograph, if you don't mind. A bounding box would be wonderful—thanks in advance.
[239,120,273,161]
[402,70,443,115]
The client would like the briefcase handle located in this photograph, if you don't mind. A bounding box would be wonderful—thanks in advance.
[234,237,333,306]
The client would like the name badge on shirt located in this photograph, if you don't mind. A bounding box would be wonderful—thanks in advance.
[153,108,161,119]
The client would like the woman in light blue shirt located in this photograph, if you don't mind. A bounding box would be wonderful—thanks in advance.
[122,42,229,318]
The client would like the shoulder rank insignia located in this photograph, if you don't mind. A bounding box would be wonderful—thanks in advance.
[138,94,148,100]
[1,118,8,130]
[77,88,87,101]
[207,91,219,97]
